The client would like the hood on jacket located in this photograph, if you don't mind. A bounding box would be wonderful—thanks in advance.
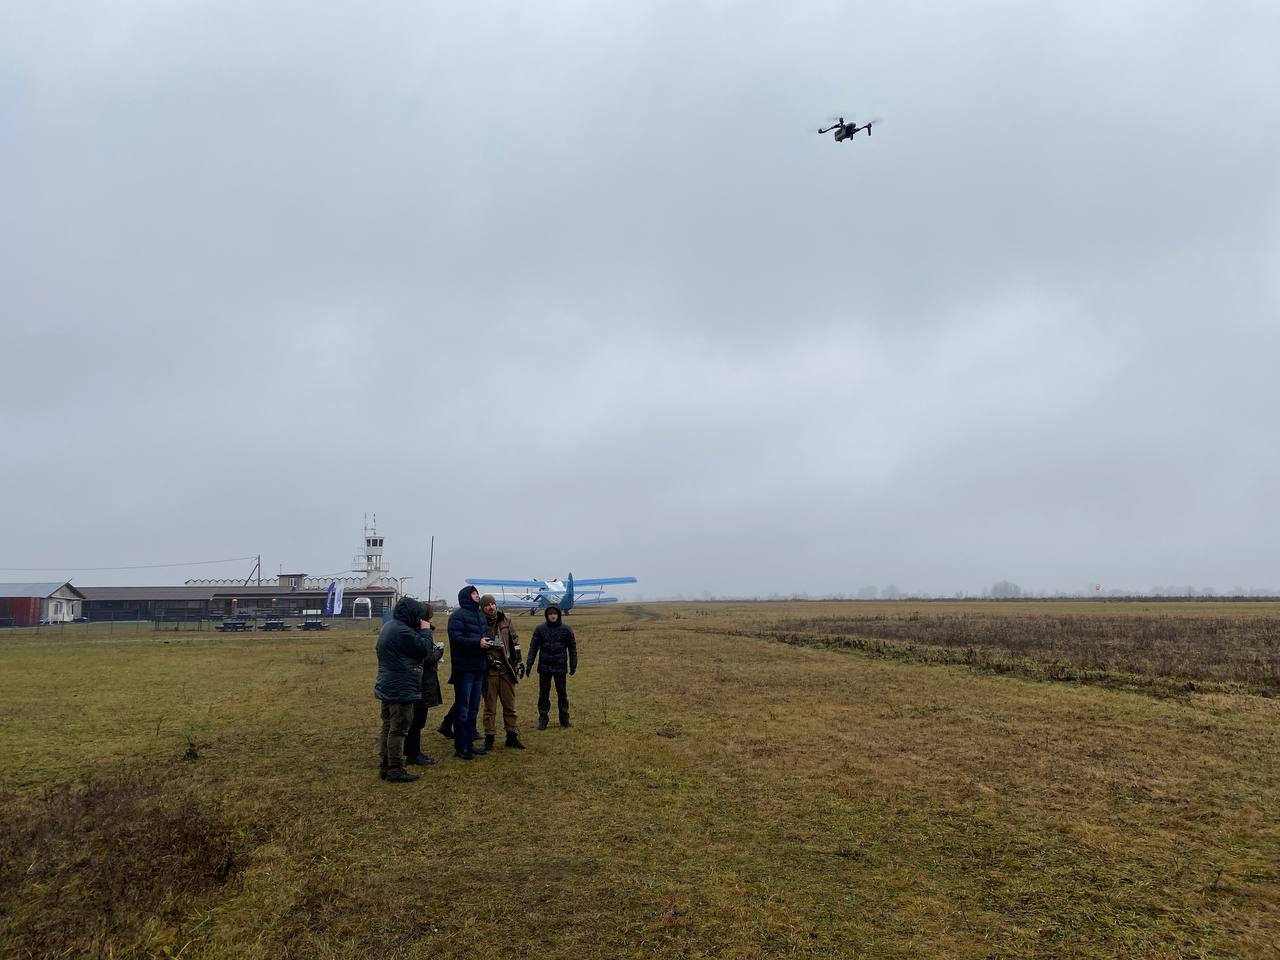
[458,585,481,612]
[544,604,562,623]
[393,596,425,628]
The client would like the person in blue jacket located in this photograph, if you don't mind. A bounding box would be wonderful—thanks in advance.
[446,585,501,759]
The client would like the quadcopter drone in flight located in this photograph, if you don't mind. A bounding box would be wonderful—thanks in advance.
[818,116,881,142]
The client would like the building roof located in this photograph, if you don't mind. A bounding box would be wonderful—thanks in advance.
[0,581,85,599]
[79,586,220,601]
[79,584,395,601]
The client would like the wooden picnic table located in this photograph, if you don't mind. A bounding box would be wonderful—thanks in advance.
[217,620,252,632]
[299,620,330,631]
[260,620,291,631]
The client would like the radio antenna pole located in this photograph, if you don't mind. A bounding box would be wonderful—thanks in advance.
[427,536,435,608]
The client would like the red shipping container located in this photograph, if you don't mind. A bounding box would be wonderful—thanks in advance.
[0,597,42,626]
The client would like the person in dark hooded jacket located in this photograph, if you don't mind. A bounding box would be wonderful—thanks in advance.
[374,596,435,782]
[446,585,501,759]
[402,602,444,767]
[525,604,577,729]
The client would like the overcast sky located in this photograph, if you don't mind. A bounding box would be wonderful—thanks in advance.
[2,1,1278,599]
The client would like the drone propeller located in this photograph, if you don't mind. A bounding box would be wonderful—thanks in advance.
[816,114,883,136]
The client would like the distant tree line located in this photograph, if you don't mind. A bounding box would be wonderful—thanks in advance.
[638,583,1280,602]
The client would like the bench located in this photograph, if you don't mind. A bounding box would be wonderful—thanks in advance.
[299,620,330,631]
[217,620,252,632]
[260,620,291,631]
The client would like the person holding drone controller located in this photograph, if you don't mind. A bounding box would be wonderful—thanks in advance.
[401,601,445,767]
[447,585,503,759]
[479,594,527,751]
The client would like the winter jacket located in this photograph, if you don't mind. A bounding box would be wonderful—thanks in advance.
[419,626,444,707]
[484,611,522,683]
[374,597,434,702]
[526,606,577,675]
[447,585,489,674]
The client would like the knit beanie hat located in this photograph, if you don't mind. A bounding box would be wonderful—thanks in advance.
[479,594,497,606]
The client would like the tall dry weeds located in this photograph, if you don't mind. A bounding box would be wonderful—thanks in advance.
[761,611,1280,695]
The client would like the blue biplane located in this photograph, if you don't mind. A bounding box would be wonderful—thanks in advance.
[464,573,637,615]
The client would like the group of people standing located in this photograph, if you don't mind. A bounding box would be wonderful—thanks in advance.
[374,585,578,783]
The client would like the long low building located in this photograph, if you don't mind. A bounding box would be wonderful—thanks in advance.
[79,577,399,621]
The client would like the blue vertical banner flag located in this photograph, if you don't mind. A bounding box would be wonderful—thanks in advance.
[333,581,344,616]
[324,581,338,616]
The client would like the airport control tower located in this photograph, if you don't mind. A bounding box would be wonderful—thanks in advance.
[351,514,389,588]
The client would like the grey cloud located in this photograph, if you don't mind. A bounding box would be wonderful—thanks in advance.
[3,1,1278,597]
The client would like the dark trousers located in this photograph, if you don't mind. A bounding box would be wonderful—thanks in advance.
[404,701,430,759]
[438,699,458,733]
[453,670,486,756]
[537,671,569,722]
[378,700,415,773]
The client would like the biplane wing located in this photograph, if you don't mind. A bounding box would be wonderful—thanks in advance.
[568,577,638,587]
[464,573,637,614]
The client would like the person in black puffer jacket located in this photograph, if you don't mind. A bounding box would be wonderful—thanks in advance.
[525,604,577,729]
[374,596,435,782]
[447,585,502,759]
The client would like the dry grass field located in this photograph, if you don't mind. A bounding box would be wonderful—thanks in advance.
[1,602,1278,959]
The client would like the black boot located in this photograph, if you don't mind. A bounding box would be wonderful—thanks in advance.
[483,734,495,752]
[407,752,436,766]
[537,715,549,730]
[506,731,525,749]
[472,738,490,755]
[384,769,420,783]
[437,722,453,740]
[559,714,572,728]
